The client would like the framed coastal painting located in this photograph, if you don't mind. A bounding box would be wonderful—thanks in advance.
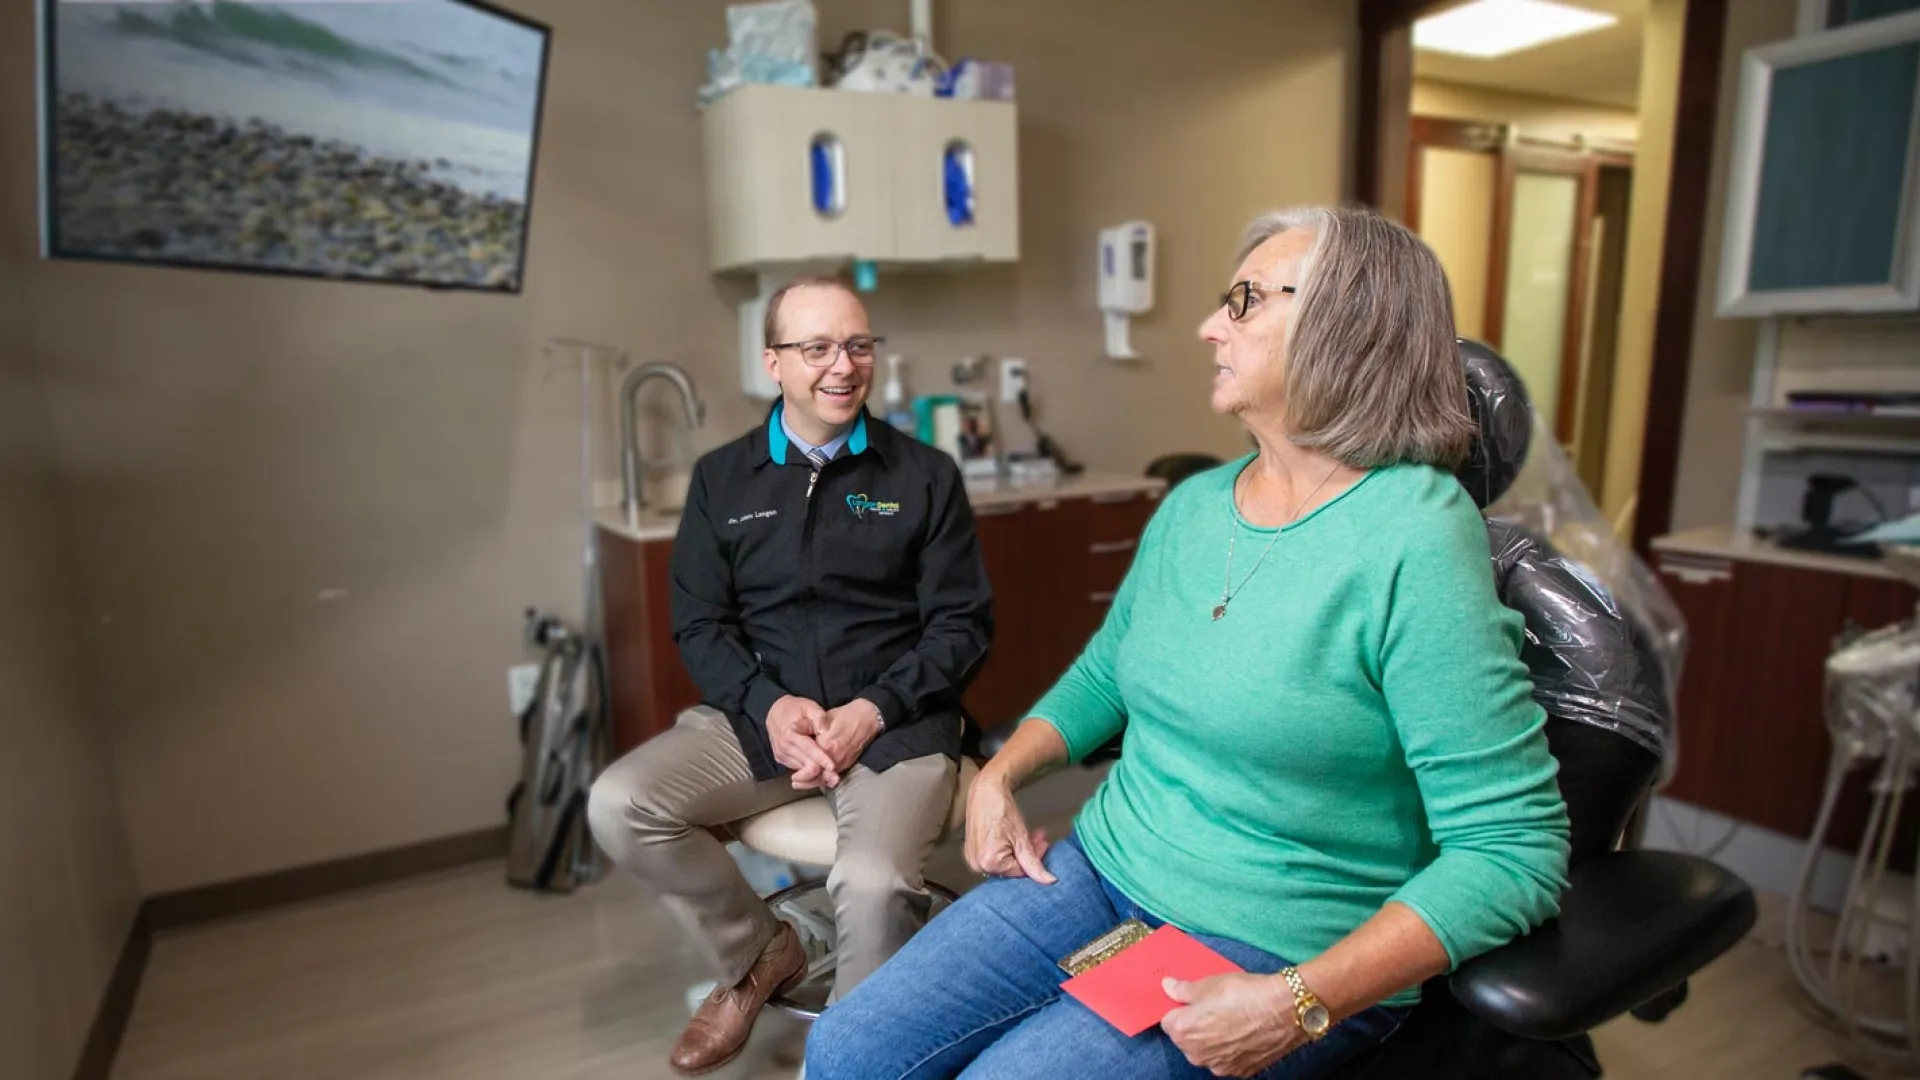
[38,0,551,293]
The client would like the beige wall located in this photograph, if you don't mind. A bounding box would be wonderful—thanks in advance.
[1599,0,1685,527]
[1411,77,1641,144]
[1667,0,1798,531]
[0,135,139,1078]
[4,0,1355,892]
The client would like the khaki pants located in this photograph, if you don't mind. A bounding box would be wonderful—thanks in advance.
[586,706,956,1000]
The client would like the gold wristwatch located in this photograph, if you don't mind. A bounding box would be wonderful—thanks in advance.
[1280,967,1332,1041]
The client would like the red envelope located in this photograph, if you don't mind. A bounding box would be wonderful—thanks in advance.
[1060,924,1244,1036]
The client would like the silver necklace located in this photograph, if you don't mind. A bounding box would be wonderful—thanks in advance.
[1214,463,1341,621]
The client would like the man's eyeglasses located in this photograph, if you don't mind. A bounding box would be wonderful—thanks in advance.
[771,336,886,367]
[1221,281,1297,321]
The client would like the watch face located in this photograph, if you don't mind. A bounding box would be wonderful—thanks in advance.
[1301,1003,1332,1036]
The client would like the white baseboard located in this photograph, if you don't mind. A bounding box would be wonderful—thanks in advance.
[1643,795,1906,914]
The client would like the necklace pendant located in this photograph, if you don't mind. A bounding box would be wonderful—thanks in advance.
[1212,604,1228,621]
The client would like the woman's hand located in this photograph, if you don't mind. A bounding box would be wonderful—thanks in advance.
[964,771,1057,884]
[1161,974,1301,1078]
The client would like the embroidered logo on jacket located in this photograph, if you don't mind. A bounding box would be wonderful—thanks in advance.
[846,493,901,520]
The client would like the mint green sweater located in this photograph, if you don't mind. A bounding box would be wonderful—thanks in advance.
[1030,459,1570,1006]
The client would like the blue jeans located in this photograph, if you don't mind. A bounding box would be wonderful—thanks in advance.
[806,835,1404,1079]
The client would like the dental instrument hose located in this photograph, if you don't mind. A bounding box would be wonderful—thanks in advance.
[1787,744,1918,1058]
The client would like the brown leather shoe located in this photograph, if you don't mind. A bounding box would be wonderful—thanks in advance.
[670,922,807,1076]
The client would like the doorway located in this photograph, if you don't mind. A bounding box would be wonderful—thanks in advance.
[1406,118,1633,489]
[1357,0,1729,551]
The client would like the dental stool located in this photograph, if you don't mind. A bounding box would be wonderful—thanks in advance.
[723,756,981,1019]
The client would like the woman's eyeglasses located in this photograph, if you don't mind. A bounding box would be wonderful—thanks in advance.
[1221,281,1297,321]
[771,336,886,367]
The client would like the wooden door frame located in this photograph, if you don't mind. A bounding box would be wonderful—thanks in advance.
[1485,144,1599,442]
[1356,0,1731,554]
[1404,115,1505,232]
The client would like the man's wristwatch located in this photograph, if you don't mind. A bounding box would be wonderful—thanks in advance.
[871,703,886,731]
[1280,967,1332,1041]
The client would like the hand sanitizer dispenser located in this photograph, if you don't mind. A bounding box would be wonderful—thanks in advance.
[1098,221,1154,360]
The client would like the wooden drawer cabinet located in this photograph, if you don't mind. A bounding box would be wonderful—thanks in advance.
[1654,555,1737,815]
[960,499,1061,731]
[598,527,702,753]
[1653,551,1919,864]
[963,490,1159,731]
[599,485,1162,752]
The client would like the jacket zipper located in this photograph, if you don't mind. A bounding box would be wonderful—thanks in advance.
[801,461,825,709]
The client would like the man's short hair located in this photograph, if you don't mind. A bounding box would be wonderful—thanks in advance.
[762,275,858,349]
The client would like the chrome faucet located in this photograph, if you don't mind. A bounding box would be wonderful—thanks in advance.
[620,361,706,518]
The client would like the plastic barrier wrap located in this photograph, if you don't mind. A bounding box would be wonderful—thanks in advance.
[1488,518,1675,763]
[1461,340,1686,770]
[1826,619,1920,762]
[699,0,819,106]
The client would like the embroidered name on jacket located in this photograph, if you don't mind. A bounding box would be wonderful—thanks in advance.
[726,509,779,525]
[846,493,901,519]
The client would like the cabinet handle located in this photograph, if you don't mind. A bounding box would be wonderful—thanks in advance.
[1088,539,1136,555]
[1090,492,1138,504]
[974,502,1023,517]
[1657,558,1732,585]
[810,134,847,219]
[944,140,977,227]
[1089,590,1118,603]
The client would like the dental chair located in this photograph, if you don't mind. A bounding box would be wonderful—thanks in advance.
[1324,341,1756,1078]
[1145,451,1224,491]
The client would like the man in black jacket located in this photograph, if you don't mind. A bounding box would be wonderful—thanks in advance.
[587,277,993,1076]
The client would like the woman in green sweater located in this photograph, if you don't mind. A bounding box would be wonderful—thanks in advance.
[807,206,1572,1080]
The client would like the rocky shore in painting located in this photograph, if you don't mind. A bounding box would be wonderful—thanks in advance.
[52,92,526,289]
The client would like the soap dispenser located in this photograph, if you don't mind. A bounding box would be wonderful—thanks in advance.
[882,354,916,433]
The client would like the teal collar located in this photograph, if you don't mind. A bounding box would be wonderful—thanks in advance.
[765,402,869,466]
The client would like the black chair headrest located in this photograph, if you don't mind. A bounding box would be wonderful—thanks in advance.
[1145,452,1225,490]
[1456,339,1533,510]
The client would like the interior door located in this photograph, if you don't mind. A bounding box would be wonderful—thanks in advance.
[1487,145,1598,445]
[1406,117,1502,341]
[1573,162,1634,496]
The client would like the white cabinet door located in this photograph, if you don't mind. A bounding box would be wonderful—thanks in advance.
[702,86,896,271]
[892,97,1020,263]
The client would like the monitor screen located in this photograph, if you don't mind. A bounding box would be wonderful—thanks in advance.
[40,0,552,293]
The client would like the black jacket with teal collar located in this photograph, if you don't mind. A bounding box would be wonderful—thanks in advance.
[668,404,994,780]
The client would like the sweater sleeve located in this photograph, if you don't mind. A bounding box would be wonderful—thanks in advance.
[1380,496,1572,969]
[1024,489,1172,760]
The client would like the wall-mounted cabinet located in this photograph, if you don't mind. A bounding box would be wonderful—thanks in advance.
[893,97,1018,262]
[1718,10,1920,315]
[701,86,1019,272]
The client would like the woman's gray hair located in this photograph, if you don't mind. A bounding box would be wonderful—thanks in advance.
[1237,206,1475,470]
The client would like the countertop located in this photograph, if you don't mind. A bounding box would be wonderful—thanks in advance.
[593,470,1165,543]
[1651,524,1908,582]
[964,470,1164,510]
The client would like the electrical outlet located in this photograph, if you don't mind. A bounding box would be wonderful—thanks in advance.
[508,663,541,717]
[999,358,1029,404]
